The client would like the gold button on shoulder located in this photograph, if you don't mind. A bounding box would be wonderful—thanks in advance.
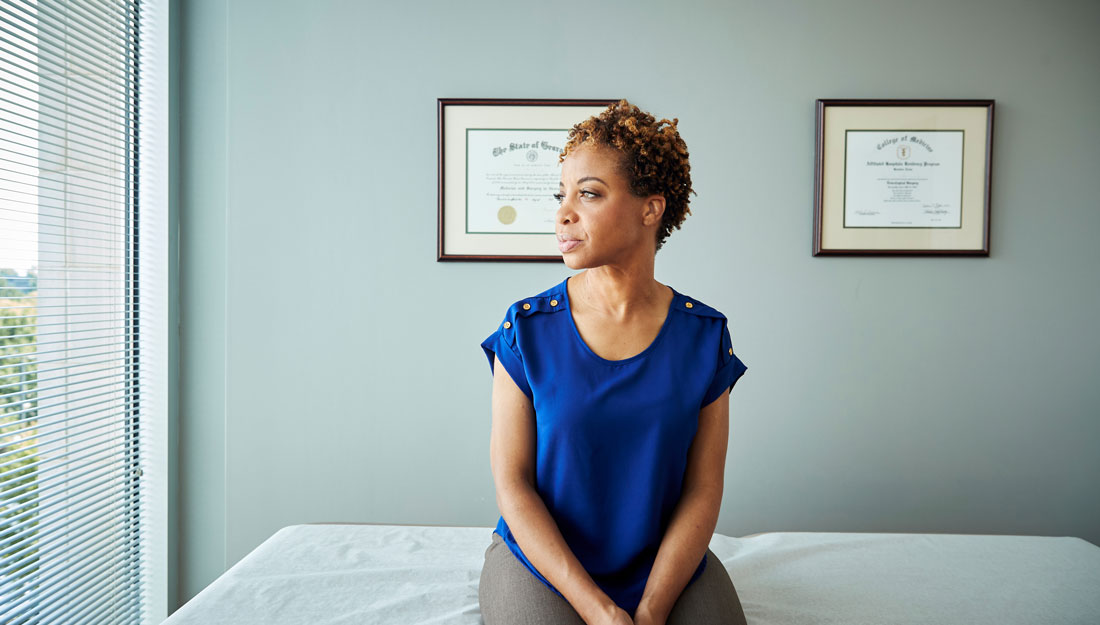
[503,321,511,329]
[729,347,734,355]
[685,302,694,309]
[522,303,531,310]
[550,299,558,306]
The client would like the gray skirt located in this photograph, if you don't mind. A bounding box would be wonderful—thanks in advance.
[478,532,748,624]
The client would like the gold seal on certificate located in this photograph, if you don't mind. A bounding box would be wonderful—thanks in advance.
[466,129,567,234]
[497,205,517,225]
[844,130,964,228]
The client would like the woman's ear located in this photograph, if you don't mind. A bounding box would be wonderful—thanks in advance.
[643,195,666,227]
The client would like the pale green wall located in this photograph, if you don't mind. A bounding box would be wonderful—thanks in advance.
[175,0,1100,610]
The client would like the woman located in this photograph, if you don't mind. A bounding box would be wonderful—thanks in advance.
[478,100,749,625]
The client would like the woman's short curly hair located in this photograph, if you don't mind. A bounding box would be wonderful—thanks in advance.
[559,99,695,253]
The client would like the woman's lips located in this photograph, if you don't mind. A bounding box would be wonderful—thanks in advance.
[558,239,582,253]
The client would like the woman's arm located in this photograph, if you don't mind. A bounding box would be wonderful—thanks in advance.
[634,390,731,625]
[488,355,631,625]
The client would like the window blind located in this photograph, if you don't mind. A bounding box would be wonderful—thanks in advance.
[0,1,165,623]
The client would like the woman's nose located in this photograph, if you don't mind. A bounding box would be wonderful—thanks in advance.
[556,197,575,225]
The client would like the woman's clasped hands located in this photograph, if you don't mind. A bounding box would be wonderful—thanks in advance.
[591,602,667,625]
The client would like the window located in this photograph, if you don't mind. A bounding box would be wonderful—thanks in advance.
[0,1,168,623]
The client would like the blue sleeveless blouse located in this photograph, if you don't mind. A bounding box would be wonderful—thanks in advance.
[479,275,748,615]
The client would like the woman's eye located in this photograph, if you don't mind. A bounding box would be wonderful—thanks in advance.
[553,190,598,203]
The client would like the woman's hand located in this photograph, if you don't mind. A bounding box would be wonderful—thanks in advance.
[587,604,634,625]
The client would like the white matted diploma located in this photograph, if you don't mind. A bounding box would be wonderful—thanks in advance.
[814,99,994,256]
[843,130,963,228]
[438,99,616,261]
[465,129,566,234]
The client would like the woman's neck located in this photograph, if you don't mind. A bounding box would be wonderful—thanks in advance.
[573,268,667,321]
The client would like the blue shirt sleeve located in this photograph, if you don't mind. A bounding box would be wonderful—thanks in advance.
[701,318,747,407]
[480,315,533,400]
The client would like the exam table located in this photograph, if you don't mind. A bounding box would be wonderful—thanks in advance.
[163,523,1100,624]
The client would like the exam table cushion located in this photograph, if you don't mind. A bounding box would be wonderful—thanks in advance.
[163,523,1100,625]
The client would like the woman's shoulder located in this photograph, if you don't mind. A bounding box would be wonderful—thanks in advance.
[526,276,568,303]
[669,286,729,322]
[494,277,570,327]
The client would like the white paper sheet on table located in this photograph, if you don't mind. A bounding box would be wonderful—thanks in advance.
[163,524,1100,625]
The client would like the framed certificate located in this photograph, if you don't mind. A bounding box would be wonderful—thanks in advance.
[437,98,617,261]
[813,99,995,256]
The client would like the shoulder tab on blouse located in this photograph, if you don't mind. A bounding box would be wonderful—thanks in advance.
[496,307,518,346]
[509,293,566,319]
[497,287,566,345]
[675,295,727,320]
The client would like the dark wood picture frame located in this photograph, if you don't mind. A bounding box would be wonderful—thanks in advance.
[437,98,618,262]
[813,99,995,256]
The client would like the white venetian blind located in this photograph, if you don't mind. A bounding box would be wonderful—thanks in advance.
[0,0,162,623]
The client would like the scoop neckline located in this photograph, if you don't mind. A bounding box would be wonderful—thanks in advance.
[561,275,679,366]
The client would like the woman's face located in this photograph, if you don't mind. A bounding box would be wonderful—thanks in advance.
[554,145,663,269]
